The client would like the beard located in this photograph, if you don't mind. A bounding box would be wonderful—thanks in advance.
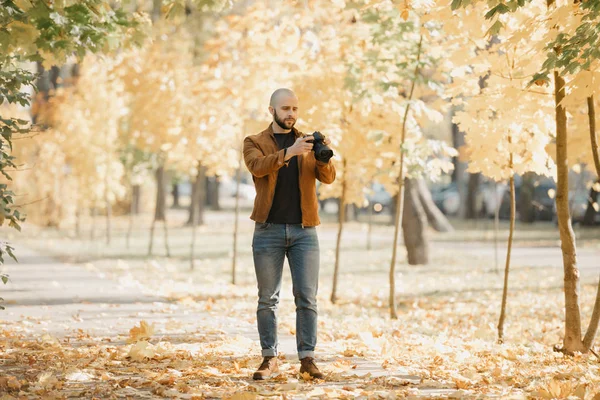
[273,110,296,130]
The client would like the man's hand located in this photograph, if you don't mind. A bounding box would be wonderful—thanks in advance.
[285,136,313,160]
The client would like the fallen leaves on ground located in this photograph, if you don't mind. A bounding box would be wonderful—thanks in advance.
[128,320,155,343]
[3,223,600,399]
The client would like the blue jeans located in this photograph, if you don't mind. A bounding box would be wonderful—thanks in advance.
[252,222,320,359]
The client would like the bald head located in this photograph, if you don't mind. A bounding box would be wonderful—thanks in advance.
[269,88,297,108]
[269,88,298,132]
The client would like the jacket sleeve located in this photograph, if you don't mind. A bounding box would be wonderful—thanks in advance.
[315,159,336,184]
[243,136,286,178]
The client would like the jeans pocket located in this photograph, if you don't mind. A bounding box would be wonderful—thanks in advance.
[255,222,271,231]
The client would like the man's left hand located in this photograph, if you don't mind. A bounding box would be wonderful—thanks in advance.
[323,137,331,146]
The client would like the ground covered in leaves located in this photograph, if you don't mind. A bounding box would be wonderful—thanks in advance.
[2,212,600,399]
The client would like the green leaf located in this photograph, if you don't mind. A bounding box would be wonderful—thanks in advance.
[485,3,510,20]
[486,20,504,37]
[527,72,550,87]
[451,0,463,10]
[8,219,21,231]
[6,246,16,262]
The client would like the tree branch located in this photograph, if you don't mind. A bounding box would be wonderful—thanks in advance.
[14,196,49,208]
[583,95,600,351]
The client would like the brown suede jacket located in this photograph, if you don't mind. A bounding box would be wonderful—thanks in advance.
[243,123,336,227]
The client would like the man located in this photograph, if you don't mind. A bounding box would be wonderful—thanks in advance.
[243,88,336,381]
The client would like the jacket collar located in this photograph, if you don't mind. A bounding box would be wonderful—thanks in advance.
[264,122,302,141]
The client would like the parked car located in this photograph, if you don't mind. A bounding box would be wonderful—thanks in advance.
[220,177,256,201]
[496,176,556,222]
[553,190,595,224]
[431,182,460,216]
[481,181,507,218]
[366,183,393,214]
[319,198,340,215]
[530,182,556,221]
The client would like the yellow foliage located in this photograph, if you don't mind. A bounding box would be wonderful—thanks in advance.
[128,320,155,343]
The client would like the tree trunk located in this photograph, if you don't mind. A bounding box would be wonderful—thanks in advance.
[416,179,453,232]
[451,121,466,184]
[163,213,171,258]
[172,183,180,208]
[582,94,600,351]
[126,204,133,249]
[126,183,139,249]
[583,281,600,351]
[588,95,600,177]
[148,217,156,256]
[32,62,61,126]
[584,94,600,227]
[452,120,468,218]
[131,184,141,214]
[390,176,405,320]
[402,178,428,265]
[367,199,373,251]
[104,144,111,245]
[498,174,515,343]
[197,167,207,223]
[155,165,167,221]
[75,202,81,238]
[494,181,500,274]
[389,34,423,319]
[583,181,599,226]
[105,196,112,245]
[389,193,398,226]
[90,207,97,240]
[188,175,199,222]
[554,71,585,354]
[149,163,168,256]
[190,169,200,270]
[518,172,536,223]
[232,151,243,285]
[207,175,221,210]
[464,172,481,219]
[331,161,346,304]
[344,204,356,222]
[187,165,207,225]
[152,0,162,22]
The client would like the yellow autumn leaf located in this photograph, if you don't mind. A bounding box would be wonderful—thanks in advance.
[128,340,157,361]
[40,333,61,347]
[305,387,326,397]
[223,391,257,400]
[300,371,314,381]
[401,8,410,21]
[37,371,59,390]
[343,348,360,357]
[277,381,299,391]
[454,375,472,389]
[6,21,39,53]
[128,320,155,343]
[1,376,21,391]
[65,371,94,382]
[13,0,34,11]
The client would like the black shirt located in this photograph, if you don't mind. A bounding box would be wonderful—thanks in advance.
[266,133,302,224]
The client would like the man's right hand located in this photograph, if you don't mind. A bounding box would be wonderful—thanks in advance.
[285,136,313,161]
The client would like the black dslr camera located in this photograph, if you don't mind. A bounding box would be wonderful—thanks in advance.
[307,131,334,163]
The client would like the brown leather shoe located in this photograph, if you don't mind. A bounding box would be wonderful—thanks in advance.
[300,357,324,379]
[252,356,279,380]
